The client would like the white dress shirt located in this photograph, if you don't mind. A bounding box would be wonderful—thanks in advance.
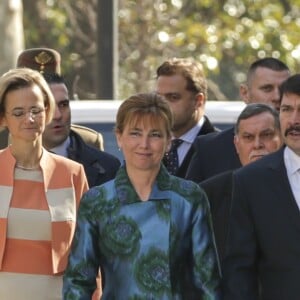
[284,146,300,210]
[50,137,71,158]
[176,117,205,166]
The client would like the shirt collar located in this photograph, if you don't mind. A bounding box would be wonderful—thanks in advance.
[50,137,70,157]
[176,116,205,144]
[284,146,300,175]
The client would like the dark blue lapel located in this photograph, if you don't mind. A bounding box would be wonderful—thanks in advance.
[267,147,300,229]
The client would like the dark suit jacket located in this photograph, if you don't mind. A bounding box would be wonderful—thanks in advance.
[185,127,241,183]
[200,170,234,263]
[68,130,120,187]
[175,115,218,178]
[223,147,300,300]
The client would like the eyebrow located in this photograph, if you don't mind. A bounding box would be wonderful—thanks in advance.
[11,105,41,110]
[259,84,273,89]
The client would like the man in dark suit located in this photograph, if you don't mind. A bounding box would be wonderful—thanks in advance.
[200,103,282,262]
[186,57,290,183]
[222,74,300,299]
[42,72,120,187]
[0,48,120,187]
[155,57,218,178]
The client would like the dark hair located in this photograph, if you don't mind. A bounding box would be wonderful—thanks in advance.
[247,57,289,84]
[235,103,280,134]
[42,73,65,85]
[279,74,300,103]
[156,57,207,98]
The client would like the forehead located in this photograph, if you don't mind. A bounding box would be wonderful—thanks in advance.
[281,92,300,106]
[126,113,167,131]
[49,83,68,101]
[49,82,68,94]
[250,67,289,86]
[5,84,43,105]
[156,74,187,92]
[238,112,275,132]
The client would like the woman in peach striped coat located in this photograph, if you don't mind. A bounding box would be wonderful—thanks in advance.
[0,68,88,299]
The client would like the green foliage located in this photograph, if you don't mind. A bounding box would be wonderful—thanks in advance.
[22,0,300,100]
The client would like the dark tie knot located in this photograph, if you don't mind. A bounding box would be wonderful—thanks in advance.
[171,138,183,150]
[163,139,183,175]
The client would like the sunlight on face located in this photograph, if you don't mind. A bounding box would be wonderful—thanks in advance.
[246,68,289,111]
[156,75,201,137]
[234,112,282,165]
[280,93,300,156]
[116,115,170,172]
[2,85,46,142]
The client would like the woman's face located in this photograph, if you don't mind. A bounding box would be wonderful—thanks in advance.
[1,84,46,142]
[116,115,170,172]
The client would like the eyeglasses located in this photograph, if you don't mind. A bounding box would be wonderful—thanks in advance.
[6,107,46,119]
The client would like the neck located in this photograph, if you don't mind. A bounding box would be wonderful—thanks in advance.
[10,143,43,169]
[126,167,159,201]
[173,117,200,138]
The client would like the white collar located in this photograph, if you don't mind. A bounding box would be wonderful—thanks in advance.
[50,136,71,157]
[284,146,300,175]
[176,117,205,144]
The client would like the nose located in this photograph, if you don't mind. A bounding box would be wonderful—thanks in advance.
[140,136,150,148]
[290,109,300,124]
[23,111,36,122]
[53,105,62,119]
[253,136,264,149]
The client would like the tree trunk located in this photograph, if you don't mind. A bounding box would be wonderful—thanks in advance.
[0,0,24,75]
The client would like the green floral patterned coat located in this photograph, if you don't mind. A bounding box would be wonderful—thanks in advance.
[63,165,221,299]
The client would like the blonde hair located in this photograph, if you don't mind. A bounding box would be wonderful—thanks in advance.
[0,68,55,124]
[115,93,173,138]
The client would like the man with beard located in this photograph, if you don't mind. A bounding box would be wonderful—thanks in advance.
[222,74,300,299]
[156,57,218,178]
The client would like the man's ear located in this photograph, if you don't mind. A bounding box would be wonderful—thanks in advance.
[233,135,239,154]
[240,84,250,104]
[195,92,205,108]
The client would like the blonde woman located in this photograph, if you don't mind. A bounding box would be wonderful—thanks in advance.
[0,68,88,299]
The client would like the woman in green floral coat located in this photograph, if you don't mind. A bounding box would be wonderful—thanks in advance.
[63,93,221,299]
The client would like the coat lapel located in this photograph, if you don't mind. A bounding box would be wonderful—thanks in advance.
[177,115,217,177]
[268,148,300,230]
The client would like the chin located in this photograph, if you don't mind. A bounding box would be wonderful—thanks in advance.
[250,155,264,162]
